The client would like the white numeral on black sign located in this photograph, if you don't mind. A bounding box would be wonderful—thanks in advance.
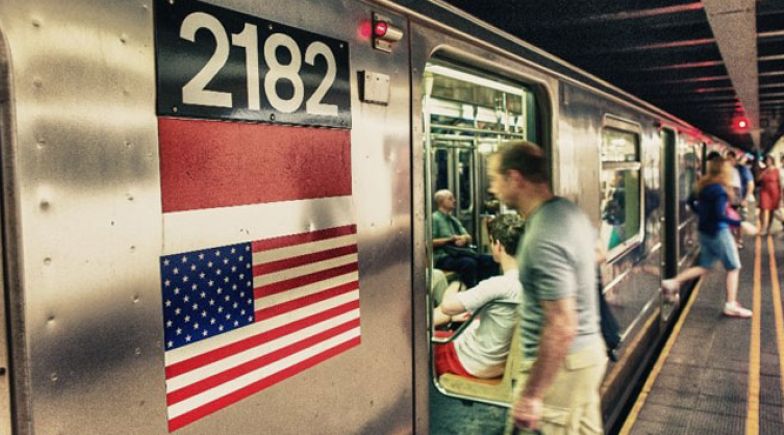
[232,23,260,110]
[179,11,340,116]
[305,42,338,116]
[180,12,233,108]
[264,33,304,113]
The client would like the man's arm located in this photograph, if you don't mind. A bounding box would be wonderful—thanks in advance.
[432,282,465,326]
[439,282,466,316]
[433,235,457,248]
[522,298,577,398]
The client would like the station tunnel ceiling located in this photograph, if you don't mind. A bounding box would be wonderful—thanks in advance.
[442,0,784,151]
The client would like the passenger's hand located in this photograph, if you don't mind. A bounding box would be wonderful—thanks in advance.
[451,312,471,323]
[512,395,543,431]
[455,236,468,246]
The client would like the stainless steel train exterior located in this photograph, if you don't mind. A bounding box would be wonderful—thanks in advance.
[0,0,729,433]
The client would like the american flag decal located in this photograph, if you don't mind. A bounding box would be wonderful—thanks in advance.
[162,225,360,431]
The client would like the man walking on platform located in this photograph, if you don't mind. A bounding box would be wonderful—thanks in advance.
[490,142,606,435]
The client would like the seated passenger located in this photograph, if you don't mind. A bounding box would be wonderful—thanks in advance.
[432,189,497,287]
[432,214,524,379]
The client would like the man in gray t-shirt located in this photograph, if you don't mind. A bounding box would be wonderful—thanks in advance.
[489,141,606,435]
[517,197,600,360]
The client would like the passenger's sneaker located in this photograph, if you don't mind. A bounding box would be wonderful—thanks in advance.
[723,301,752,318]
[661,279,680,303]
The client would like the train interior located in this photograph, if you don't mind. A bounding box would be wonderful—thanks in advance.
[423,60,538,403]
[421,58,709,425]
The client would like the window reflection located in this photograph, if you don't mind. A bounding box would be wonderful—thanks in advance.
[599,128,642,258]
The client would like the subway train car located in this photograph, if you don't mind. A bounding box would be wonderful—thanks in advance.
[0,0,732,433]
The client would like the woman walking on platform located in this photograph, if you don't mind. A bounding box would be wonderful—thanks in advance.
[661,157,754,318]
[757,155,781,236]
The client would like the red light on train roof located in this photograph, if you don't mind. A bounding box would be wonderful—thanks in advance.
[374,21,389,37]
[733,116,750,133]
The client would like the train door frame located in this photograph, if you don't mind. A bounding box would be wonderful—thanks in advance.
[661,127,679,320]
[0,26,20,434]
[409,21,556,424]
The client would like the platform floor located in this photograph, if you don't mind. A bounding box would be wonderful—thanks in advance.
[622,233,784,434]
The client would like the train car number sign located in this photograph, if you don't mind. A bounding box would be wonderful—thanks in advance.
[155,0,351,128]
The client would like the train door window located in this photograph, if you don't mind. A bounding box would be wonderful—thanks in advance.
[599,119,643,260]
[424,60,538,247]
[679,141,700,224]
[457,148,475,234]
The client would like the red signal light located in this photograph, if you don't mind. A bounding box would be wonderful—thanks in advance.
[374,21,389,37]
[733,116,751,132]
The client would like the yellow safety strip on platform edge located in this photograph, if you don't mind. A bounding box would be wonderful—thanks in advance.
[766,237,784,420]
[746,235,762,435]
[619,278,704,435]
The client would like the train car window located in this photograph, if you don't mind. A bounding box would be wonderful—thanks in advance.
[679,142,700,224]
[599,125,643,260]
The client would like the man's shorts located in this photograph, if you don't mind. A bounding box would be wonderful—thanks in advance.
[698,229,741,270]
[433,334,473,378]
[505,342,607,435]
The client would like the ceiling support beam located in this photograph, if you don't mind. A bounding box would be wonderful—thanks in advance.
[703,0,760,148]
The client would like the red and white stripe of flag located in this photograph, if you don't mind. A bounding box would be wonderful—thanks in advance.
[159,117,360,431]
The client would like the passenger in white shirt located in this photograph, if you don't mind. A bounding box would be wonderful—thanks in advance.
[432,213,524,379]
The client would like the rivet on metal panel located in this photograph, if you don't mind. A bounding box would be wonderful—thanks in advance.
[33,78,43,88]
[268,24,273,31]
[43,257,52,266]
[126,193,134,201]
[168,0,174,5]
[31,18,42,28]
[124,140,132,148]
[120,34,128,44]
[270,113,276,121]
[49,373,58,382]
[36,137,46,149]
[40,200,50,211]
[172,106,178,113]
[133,294,140,303]
[134,347,142,355]
[123,88,130,96]
[339,43,344,49]
[47,315,55,323]
[130,245,136,252]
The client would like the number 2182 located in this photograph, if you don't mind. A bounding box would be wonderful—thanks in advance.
[180,11,339,117]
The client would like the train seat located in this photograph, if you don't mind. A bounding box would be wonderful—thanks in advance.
[435,318,521,404]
